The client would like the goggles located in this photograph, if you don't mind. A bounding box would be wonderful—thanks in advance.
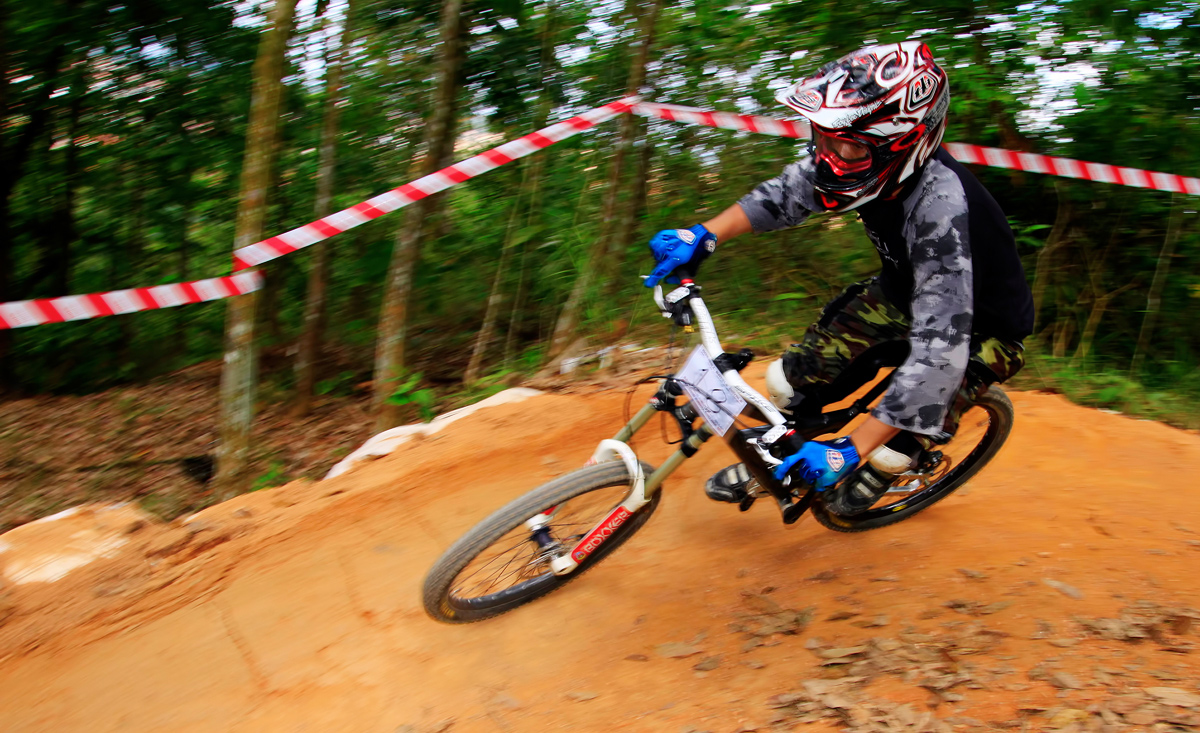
[812,126,873,177]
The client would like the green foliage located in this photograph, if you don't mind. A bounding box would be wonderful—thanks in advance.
[385,372,437,422]
[1010,348,1200,431]
[0,0,1197,438]
[252,462,289,492]
[316,371,358,397]
[445,369,517,410]
[1014,224,1052,250]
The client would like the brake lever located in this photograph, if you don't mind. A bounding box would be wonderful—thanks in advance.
[652,284,667,314]
[653,283,696,327]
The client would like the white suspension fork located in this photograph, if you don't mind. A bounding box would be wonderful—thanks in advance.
[546,440,648,576]
[542,286,790,578]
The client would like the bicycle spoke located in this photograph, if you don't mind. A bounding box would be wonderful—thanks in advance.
[454,540,541,592]
[447,483,632,604]
[457,539,540,595]
[477,546,532,591]
[455,538,534,585]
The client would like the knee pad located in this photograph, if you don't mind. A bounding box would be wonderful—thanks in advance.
[766,359,795,411]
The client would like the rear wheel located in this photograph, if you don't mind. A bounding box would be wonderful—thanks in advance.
[812,386,1014,532]
[423,460,658,623]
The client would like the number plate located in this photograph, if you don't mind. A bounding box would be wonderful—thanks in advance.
[675,346,747,437]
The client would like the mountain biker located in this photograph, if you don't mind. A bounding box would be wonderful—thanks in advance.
[643,41,1034,516]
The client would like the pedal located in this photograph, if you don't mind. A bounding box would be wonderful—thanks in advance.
[772,492,809,525]
[782,500,807,525]
[917,450,944,472]
[735,475,761,513]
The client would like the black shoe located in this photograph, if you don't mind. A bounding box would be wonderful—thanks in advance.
[824,467,890,516]
[705,463,758,503]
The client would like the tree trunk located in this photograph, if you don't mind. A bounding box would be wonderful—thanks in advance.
[1031,180,1072,334]
[173,161,196,358]
[348,227,371,328]
[257,123,292,344]
[1131,195,1185,375]
[1073,229,1131,362]
[1052,311,1075,359]
[502,144,552,368]
[372,0,467,430]
[48,67,85,296]
[464,168,528,384]
[24,67,84,299]
[1075,284,1136,362]
[1074,299,1106,362]
[113,162,146,371]
[606,120,652,297]
[214,0,298,498]
[503,239,530,366]
[0,0,7,130]
[295,0,355,417]
[1080,302,1104,362]
[547,0,661,360]
[468,3,558,382]
[0,210,11,393]
[0,10,71,393]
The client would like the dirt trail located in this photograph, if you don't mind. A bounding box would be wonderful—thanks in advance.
[1,364,1200,733]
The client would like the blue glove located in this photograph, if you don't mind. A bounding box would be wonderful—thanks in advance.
[772,437,860,491]
[643,224,717,288]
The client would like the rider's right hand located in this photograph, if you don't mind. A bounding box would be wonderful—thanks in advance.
[773,437,860,491]
[643,224,716,288]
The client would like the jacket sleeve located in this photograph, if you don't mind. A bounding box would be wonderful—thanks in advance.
[736,154,820,232]
[871,167,974,436]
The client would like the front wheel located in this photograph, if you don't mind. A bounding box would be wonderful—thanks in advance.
[812,385,1014,533]
[423,460,659,623]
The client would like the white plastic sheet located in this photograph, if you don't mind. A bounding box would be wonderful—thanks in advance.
[323,388,543,479]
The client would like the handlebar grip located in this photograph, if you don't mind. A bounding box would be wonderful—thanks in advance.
[674,261,698,283]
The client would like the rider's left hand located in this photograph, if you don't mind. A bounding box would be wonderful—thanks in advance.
[773,437,860,491]
[643,224,716,288]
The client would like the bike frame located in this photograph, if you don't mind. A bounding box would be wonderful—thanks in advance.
[544,281,895,576]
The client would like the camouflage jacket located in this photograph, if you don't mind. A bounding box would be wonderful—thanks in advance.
[738,152,977,436]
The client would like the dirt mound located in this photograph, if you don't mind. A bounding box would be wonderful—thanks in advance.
[1,366,1199,732]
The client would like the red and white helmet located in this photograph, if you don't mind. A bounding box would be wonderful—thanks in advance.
[776,41,949,211]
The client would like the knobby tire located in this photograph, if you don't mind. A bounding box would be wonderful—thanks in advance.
[811,386,1015,533]
[423,460,658,623]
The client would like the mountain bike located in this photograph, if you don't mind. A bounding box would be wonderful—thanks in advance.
[422,277,1014,623]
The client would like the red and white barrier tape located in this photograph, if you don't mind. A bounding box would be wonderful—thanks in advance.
[232,97,639,271]
[942,142,1200,195]
[634,101,1200,196]
[0,271,263,330]
[0,99,635,329]
[633,101,808,138]
[8,98,1197,330]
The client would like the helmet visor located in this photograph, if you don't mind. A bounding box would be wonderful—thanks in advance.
[813,127,872,177]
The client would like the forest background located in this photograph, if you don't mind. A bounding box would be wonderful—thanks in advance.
[1,0,1199,527]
